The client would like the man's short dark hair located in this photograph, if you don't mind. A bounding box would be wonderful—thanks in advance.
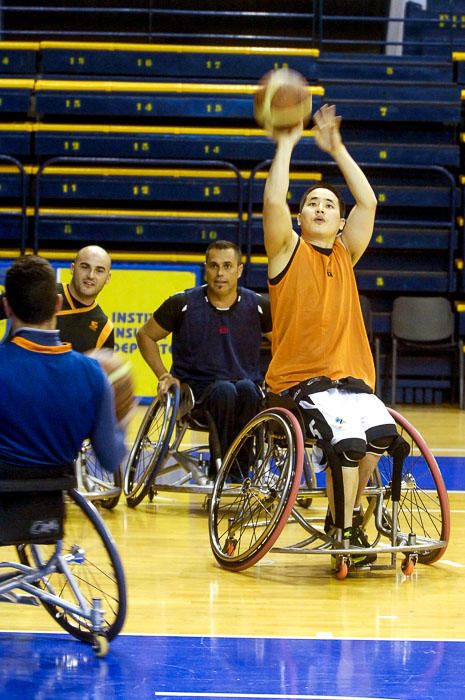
[205,240,242,264]
[5,255,57,324]
[299,182,346,219]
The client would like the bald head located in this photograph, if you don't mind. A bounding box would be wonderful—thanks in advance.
[75,245,111,269]
[70,246,111,305]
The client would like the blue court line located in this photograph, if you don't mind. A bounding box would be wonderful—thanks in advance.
[435,457,465,491]
[0,632,464,700]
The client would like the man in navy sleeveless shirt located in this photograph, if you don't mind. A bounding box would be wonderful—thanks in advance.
[137,241,272,466]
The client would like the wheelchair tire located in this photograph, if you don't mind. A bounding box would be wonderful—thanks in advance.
[209,407,304,572]
[377,408,450,564]
[75,439,122,510]
[17,489,126,644]
[124,385,179,508]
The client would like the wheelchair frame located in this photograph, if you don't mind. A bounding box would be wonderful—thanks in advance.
[208,406,450,580]
[123,384,320,509]
[124,384,220,508]
[75,438,123,510]
[0,477,126,656]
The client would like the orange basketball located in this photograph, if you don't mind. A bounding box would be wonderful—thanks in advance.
[254,68,312,131]
[86,349,135,422]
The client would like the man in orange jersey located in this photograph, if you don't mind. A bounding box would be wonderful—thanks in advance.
[263,104,401,568]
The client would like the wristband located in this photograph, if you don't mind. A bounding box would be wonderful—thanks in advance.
[158,372,171,381]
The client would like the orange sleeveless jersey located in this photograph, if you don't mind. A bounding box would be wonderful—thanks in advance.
[266,238,375,394]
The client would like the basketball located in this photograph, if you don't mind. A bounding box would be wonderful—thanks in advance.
[253,68,312,131]
[86,349,135,422]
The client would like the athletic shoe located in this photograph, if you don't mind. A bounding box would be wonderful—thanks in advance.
[350,525,377,566]
[330,526,377,569]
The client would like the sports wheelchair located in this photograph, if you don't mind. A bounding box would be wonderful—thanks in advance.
[0,465,126,655]
[124,383,222,508]
[124,383,317,509]
[75,439,123,510]
[208,401,450,580]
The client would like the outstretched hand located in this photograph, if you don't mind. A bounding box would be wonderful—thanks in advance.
[313,104,343,156]
[270,121,304,148]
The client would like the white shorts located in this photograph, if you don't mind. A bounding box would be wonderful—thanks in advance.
[297,388,397,450]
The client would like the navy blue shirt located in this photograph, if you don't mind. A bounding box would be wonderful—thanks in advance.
[154,285,271,389]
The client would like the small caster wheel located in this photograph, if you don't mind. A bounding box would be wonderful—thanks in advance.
[334,557,349,580]
[93,634,109,657]
[224,538,237,556]
[401,557,415,576]
[296,496,313,509]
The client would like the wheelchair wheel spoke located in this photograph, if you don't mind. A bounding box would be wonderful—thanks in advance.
[209,408,304,571]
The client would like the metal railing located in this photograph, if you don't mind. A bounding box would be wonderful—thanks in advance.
[1,2,464,55]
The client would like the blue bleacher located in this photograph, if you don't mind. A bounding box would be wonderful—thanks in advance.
[404,1,465,55]
[35,210,242,248]
[0,4,461,405]
[31,123,460,168]
[321,80,461,123]
[34,78,322,123]
[0,43,38,75]
[39,42,319,81]
[318,52,454,83]
[0,79,34,115]
[37,166,244,205]
[0,124,33,158]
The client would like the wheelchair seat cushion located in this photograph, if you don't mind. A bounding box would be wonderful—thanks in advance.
[0,490,64,545]
[0,463,74,546]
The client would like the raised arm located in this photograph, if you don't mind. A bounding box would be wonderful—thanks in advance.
[314,104,377,264]
[137,316,179,395]
[263,124,303,279]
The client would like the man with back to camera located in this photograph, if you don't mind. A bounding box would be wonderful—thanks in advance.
[137,240,272,476]
[263,104,401,568]
[0,254,126,472]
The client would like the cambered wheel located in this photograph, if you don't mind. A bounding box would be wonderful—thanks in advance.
[124,385,179,508]
[377,408,450,564]
[17,489,126,645]
[75,439,122,510]
[209,408,304,572]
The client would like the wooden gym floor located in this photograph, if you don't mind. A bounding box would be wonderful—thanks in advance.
[1,403,465,699]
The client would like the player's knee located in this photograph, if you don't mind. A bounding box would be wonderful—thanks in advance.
[235,378,260,402]
[366,425,399,456]
[208,380,237,407]
[333,440,366,467]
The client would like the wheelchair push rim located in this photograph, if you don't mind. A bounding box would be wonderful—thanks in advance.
[209,407,304,572]
[124,384,179,507]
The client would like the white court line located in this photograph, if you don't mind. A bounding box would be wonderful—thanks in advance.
[428,448,465,454]
[435,559,465,568]
[154,693,398,700]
